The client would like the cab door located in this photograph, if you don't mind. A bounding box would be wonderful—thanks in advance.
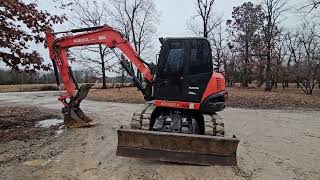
[182,39,213,102]
[154,40,187,101]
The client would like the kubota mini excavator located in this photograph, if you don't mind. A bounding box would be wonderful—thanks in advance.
[46,25,239,165]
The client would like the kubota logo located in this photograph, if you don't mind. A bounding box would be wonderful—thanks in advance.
[74,38,90,43]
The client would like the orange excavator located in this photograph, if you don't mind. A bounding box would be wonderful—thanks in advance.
[46,25,239,165]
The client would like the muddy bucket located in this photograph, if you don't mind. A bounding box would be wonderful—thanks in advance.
[62,84,94,128]
[116,128,239,165]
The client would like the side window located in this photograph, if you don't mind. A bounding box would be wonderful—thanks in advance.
[188,40,212,75]
[163,49,183,76]
[159,41,184,78]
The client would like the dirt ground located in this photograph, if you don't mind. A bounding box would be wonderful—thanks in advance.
[0,91,319,180]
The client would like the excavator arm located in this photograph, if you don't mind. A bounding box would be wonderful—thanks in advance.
[45,25,154,127]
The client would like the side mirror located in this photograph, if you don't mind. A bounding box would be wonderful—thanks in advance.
[159,37,164,44]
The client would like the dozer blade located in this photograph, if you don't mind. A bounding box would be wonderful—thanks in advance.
[116,128,240,166]
[62,84,94,128]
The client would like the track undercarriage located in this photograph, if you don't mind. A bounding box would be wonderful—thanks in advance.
[116,103,239,165]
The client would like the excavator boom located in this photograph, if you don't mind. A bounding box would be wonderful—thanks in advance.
[45,25,153,127]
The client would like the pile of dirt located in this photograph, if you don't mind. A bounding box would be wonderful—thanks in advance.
[0,106,61,143]
[88,87,320,109]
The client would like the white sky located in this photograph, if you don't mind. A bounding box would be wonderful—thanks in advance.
[0,0,314,72]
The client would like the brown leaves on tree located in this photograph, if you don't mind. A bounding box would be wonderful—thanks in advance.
[0,0,66,72]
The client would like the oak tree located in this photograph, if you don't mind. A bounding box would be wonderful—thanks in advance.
[0,0,66,72]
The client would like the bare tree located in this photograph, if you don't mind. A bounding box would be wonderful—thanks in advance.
[285,31,303,88]
[273,33,287,89]
[210,23,224,73]
[261,0,287,91]
[299,0,320,13]
[188,0,221,38]
[223,43,238,86]
[109,0,159,82]
[296,22,320,94]
[284,22,320,94]
[63,0,116,89]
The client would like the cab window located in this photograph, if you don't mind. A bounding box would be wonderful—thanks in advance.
[159,41,185,78]
[188,40,212,75]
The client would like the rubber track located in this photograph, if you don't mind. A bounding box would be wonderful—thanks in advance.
[131,103,225,137]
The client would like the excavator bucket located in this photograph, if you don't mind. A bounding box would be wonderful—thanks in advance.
[116,128,240,166]
[62,84,94,128]
[63,106,93,128]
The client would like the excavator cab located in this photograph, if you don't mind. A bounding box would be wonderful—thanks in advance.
[154,38,213,103]
[117,38,238,166]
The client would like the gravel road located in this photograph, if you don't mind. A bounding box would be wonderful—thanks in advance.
[0,91,319,180]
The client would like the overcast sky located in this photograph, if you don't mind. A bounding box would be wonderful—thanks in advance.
[0,0,313,71]
[39,0,305,37]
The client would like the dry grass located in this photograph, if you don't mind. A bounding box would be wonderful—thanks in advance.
[88,87,144,104]
[2,83,319,109]
[0,84,58,93]
[227,87,320,109]
[88,86,320,109]
[0,83,133,93]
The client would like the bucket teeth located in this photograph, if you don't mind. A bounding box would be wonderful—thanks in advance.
[62,107,92,128]
[73,107,93,123]
[62,84,94,128]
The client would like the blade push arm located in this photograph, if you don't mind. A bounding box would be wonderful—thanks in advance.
[46,25,154,100]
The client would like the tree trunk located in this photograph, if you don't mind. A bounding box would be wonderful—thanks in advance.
[281,72,286,90]
[223,58,229,86]
[203,20,207,38]
[274,66,279,89]
[129,62,135,85]
[296,79,300,88]
[120,54,126,88]
[265,53,272,91]
[242,41,250,87]
[257,63,265,88]
[99,45,107,89]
